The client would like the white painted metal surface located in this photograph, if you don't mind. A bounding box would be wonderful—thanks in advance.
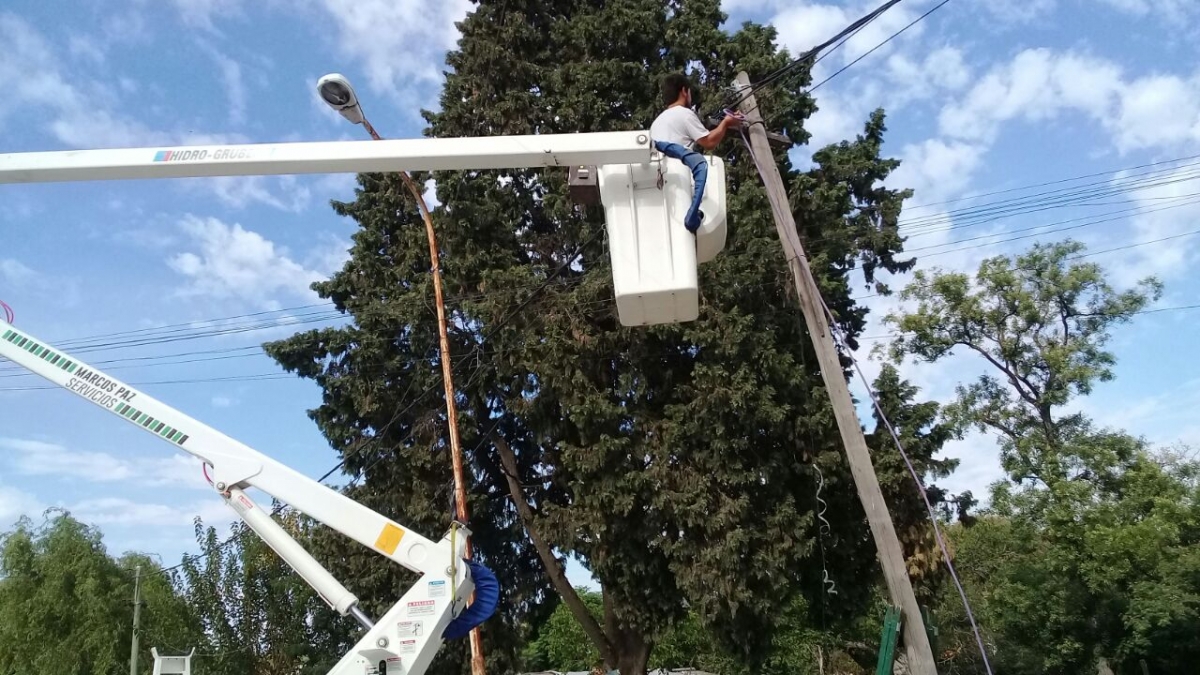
[0,131,651,184]
[0,321,473,675]
[598,155,727,327]
[151,648,194,675]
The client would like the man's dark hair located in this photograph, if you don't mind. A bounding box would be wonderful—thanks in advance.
[661,72,693,107]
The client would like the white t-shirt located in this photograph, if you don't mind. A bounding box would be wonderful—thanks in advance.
[650,106,711,150]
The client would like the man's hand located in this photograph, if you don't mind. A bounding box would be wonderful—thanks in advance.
[695,111,746,150]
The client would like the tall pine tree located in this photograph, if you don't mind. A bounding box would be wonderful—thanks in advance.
[264,1,945,672]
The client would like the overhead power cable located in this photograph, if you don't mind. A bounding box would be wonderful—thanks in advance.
[717,0,906,114]
[897,161,1200,236]
[852,226,1200,301]
[809,0,951,93]
[903,152,1200,212]
[5,208,1195,381]
[132,227,608,577]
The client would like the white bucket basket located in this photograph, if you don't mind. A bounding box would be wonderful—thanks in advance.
[598,153,727,327]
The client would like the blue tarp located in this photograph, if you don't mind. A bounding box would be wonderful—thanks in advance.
[442,560,500,640]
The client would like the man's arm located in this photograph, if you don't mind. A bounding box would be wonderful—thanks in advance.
[693,113,743,151]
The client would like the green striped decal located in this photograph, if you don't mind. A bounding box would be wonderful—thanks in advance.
[3,329,78,374]
[3,329,190,446]
[115,402,190,446]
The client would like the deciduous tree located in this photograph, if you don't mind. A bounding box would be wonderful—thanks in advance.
[885,241,1199,673]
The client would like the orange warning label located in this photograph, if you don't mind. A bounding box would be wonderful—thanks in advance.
[374,523,405,554]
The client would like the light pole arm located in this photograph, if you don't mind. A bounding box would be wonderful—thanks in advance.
[0,131,651,184]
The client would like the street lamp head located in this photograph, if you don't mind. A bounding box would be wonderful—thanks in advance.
[317,73,365,125]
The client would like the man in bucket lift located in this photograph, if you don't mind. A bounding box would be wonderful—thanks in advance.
[649,72,743,233]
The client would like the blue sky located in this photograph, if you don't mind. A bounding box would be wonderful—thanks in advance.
[2,0,1199,596]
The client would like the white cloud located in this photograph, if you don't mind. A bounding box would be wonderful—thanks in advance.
[0,13,240,149]
[212,395,236,408]
[309,0,472,107]
[940,48,1200,155]
[775,1,933,66]
[424,178,441,209]
[168,215,326,309]
[178,175,314,212]
[201,45,249,125]
[306,232,353,277]
[69,496,231,528]
[939,49,1121,144]
[978,0,1057,24]
[1102,164,1200,286]
[1099,0,1199,23]
[1111,74,1200,153]
[0,259,36,286]
[884,46,971,105]
[0,437,208,490]
[0,484,44,527]
[170,0,246,30]
[67,34,106,64]
[0,13,305,212]
[888,138,985,206]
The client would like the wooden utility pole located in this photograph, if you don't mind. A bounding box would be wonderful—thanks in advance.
[130,566,143,675]
[734,71,938,675]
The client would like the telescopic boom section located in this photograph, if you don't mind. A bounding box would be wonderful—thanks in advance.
[0,131,652,184]
[0,320,491,675]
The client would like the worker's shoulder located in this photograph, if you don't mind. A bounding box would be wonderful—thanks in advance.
[650,106,699,133]
[656,106,698,122]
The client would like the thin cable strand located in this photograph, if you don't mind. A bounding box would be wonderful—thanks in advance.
[819,296,994,675]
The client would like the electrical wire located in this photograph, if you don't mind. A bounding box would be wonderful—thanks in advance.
[135,227,608,577]
[902,152,1200,212]
[853,226,1200,301]
[717,0,906,115]
[819,293,994,674]
[896,162,1200,236]
[809,0,952,93]
[4,209,1195,382]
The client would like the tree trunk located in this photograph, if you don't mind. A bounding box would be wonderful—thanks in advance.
[1097,657,1115,675]
[489,431,618,670]
[603,590,653,675]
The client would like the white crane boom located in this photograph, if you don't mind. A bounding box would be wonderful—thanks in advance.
[0,320,497,675]
[0,131,651,184]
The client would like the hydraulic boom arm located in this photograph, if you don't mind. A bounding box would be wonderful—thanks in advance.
[0,320,497,675]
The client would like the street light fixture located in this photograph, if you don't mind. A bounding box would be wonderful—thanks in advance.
[316,73,365,125]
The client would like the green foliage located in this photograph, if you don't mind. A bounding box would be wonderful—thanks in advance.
[935,445,1200,675]
[0,510,133,675]
[886,240,1198,673]
[263,2,930,673]
[882,239,1162,484]
[0,510,199,675]
[522,589,605,672]
[179,513,351,675]
[522,589,863,675]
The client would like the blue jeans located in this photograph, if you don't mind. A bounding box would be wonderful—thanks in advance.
[654,140,707,232]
